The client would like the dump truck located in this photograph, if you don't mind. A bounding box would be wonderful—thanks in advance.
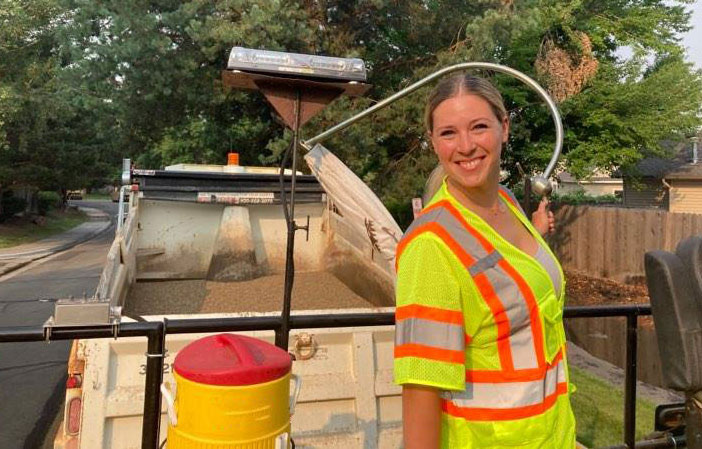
[52,161,402,449]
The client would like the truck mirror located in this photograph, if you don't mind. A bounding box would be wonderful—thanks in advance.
[645,248,702,392]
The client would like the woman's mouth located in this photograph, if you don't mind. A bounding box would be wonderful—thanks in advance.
[456,156,485,171]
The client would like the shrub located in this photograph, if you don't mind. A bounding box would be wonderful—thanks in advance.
[0,195,27,221]
[551,190,621,206]
[38,191,62,215]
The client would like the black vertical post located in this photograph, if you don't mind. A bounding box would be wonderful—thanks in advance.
[276,90,302,350]
[141,321,165,449]
[524,176,533,217]
[624,313,638,448]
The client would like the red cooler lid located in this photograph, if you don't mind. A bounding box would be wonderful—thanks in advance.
[174,334,291,386]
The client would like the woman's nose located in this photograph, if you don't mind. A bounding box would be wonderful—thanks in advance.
[457,132,476,153]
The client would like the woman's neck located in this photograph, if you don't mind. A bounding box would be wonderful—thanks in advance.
[446,178,502,217]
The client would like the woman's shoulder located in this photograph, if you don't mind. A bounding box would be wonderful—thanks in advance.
[498,184,527,216]
[396,218,457,266]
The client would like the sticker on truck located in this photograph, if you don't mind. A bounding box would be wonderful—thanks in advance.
[197,192,275,205]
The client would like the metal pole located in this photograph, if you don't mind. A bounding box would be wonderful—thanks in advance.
[276,90,302,350]
[624,313,639,448]
[117,185,130,232]
[687,392,702,449]
[302,62,563,191]
[141,321,165,449]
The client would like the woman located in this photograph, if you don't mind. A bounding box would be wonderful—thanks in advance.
[394,74,575,449]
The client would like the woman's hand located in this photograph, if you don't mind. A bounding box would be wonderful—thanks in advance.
[403,384,441,449]
[531,197,555,236]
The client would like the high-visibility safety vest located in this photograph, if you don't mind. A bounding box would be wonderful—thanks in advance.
[394,181,576,449]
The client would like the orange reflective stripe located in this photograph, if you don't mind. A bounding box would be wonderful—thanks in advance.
[440,200,548,370]
[498,187,519,210]
[419,200,449,215]
[465,348,563,383]
[395,343,465,364]
[397,210,515,371]
[472,272,514,371]
[397,199,551,374]
[497,259,547,368]
[396,222,476,270]
[441,382,568,421]
[438,201,495,251]
[396,304,463,325]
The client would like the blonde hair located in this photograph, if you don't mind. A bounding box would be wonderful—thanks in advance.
[423,74,507,201]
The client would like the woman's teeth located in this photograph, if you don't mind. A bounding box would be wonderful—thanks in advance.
[458,158,481,170]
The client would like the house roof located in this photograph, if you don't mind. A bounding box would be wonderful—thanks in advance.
[622,139,701,179]
[664,163,702,180]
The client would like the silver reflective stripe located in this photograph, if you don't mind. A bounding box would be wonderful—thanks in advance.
[404,206,491,262]
[403,202,542,371]
[468,251,502,276]
[395,318,464,352]
[434,209,491,261]
[499,186,527,216]
[480,265,540,370]
[403,207,444,237]
[534,245,563,298]
[444,358,566,409]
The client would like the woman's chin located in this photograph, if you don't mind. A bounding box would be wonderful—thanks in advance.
[447,172,488,191]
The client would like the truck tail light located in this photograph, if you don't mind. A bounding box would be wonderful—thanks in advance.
[66,374,82,389]
[67,397,82,435]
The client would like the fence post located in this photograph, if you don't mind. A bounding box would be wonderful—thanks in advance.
[624,313,638,448]
[524,176,533,217]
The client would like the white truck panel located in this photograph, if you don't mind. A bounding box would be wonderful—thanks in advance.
[57,168,400,448]
[78,310,400,449]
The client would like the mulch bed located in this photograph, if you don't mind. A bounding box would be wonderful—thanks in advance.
[565,270,653,327]
[565,270,650,306]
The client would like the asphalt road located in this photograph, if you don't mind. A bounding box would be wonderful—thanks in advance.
[0,201,117,449]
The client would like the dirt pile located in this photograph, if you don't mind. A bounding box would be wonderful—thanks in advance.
[565,270,649,306]
[124,271,375,316]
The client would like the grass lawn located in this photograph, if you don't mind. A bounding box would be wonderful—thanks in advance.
[0,208,88,249]
[83,192,111,200]
[571,366,656,448]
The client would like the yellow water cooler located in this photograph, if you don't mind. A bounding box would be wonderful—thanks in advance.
[162,334,299,449]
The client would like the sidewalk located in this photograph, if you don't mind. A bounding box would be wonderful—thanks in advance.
[0,207,112,276]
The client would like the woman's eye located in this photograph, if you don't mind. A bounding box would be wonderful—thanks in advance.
[474,123,488,130]
[439,130,455,137]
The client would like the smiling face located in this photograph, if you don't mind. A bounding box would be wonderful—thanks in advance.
[429,93,508,194]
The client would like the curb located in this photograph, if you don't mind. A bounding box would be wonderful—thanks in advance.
[0,258,33,276]
[0,208,113,275]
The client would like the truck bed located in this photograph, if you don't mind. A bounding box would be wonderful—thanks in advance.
[123,271,376,315]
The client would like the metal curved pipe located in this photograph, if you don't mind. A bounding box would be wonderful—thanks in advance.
[302,62,562,196]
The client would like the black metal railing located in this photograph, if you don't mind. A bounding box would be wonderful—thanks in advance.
[0,304,681,449]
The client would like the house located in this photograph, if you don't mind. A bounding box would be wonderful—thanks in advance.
[621,136,702,212]
[555,170,623,197]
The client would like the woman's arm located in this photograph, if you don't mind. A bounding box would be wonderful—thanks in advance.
[402,384,442,449]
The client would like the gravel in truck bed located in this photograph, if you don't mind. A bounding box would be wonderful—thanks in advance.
[124,271,375,315]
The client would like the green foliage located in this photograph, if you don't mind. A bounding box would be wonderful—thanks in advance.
[37,190,62,215]
[0,208,87,248]
[551,190,621,206]
[1,0,701,223]
[0,193,27,221]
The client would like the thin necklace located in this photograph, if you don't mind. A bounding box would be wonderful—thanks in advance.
[488,199,507,217]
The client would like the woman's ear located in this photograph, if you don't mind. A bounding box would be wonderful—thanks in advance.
[501,117,510,144]
[426,131,437,154]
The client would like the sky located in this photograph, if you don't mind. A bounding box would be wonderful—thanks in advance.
[681,1,702,68]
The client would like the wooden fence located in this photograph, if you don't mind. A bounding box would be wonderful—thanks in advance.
[550,205,702,282]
